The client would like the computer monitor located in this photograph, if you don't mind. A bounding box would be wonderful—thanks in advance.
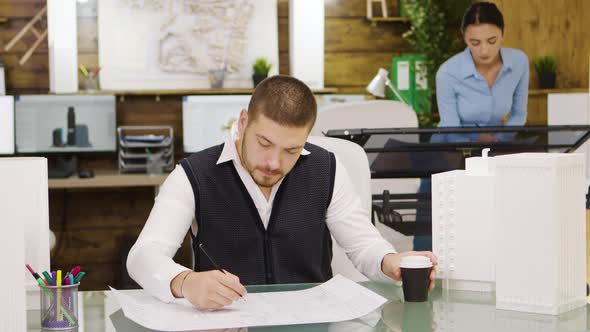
[0,96,15,154]
[15,95,117,153]
[182,95,251,153]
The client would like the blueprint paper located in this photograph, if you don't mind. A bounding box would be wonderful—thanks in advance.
[110,275,387,331]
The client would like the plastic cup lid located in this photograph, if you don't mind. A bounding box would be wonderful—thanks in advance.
[400,255,433,269]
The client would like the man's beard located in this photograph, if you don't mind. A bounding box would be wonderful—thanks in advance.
[241,139,283,188]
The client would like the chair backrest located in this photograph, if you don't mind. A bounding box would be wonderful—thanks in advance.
[311,100,418,136]
[307,136,371,212]
[307,136,371,281]
[310,100,420,253]
[311,99,420,193]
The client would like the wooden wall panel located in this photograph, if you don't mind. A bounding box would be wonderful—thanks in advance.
[525,95,548,126]
[1,1,48,93]
[279,51,289,75]
[0,19,47,52]
[49,188,192,290]
[2,53,48,92]
[278,0,401,18]
[0,0,46,18]
[325,0,399,17]
[325,51,402,87]
[277,0,408,92]
[324,1,407,92]
[278,17,288,51]
[325,18,410,52]
[489,0,590,90]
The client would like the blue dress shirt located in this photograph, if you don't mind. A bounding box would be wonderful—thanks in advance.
[414,48,530,252]
[436,47,529,127]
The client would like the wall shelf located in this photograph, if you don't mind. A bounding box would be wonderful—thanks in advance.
[367,17,410,25]
[368,17,410,22]
[529,88,588,96]
[70,87,339,96]
[48,170,168,189]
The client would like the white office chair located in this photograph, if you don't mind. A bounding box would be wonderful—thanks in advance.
[307,136,372,281]
[312,100,418,136]
[311,100,419,194]
[311,100,420,252]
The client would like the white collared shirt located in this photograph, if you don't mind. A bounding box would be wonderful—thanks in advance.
[127,127,397,303]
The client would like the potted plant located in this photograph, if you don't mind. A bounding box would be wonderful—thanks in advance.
[534,56,557,89]
[400,0,469,127]
[252,57,272,87]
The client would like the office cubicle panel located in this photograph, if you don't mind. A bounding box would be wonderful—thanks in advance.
[0,158,51,310]
[182,95,251,153]
[15,95,117,153]
[0,96,15,154]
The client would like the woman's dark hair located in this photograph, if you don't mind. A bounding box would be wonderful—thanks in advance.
[461,2,504,34]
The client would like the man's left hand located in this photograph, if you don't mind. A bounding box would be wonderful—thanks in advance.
[381,251,438,291]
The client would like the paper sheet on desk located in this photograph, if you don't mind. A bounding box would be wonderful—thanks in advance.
[110,275,388,331]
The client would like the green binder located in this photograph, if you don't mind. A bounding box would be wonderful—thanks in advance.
[386,55,431,116]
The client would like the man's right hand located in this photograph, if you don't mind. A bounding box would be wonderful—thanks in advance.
[172,270,247,310]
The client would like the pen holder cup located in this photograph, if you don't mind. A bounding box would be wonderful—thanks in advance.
[146,152,164,175]
[83,75,98,92]
[39,283,80,330]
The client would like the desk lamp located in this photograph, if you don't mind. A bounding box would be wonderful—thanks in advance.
[366,68,410,106]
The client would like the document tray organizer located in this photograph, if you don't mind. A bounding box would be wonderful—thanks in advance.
[117,126,174,173]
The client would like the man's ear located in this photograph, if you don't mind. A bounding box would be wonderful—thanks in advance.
[238,109,248,137]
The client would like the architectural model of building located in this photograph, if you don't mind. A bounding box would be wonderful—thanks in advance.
[433,151,587,315]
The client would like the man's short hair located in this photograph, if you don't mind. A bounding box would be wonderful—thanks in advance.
[248,75,317,128]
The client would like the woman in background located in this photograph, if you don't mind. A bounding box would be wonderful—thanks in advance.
[436,1,529,133]
[414,2,529,251]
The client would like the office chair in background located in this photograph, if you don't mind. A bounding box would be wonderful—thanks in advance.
[311,100,420,252]
[307,136,372,281]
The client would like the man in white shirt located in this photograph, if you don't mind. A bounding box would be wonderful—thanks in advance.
[127,75,437,310]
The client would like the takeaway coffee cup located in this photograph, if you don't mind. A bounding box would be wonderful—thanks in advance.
[400,255,432,302]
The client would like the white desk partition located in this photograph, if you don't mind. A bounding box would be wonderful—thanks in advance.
[182,95,251,153]
[0,96,14,154]
[0,158,51,310]
[0,158,27,330]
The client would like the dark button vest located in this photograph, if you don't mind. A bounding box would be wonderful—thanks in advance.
[180,142,336,285]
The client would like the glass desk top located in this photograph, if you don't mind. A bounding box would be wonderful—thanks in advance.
[27,281,590,332]
[325,125,590,178]
[325,126,590,152]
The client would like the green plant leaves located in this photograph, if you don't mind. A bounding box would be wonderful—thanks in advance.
[401,0,468,127]
[253,57,272,76]
[533,56,557,74]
